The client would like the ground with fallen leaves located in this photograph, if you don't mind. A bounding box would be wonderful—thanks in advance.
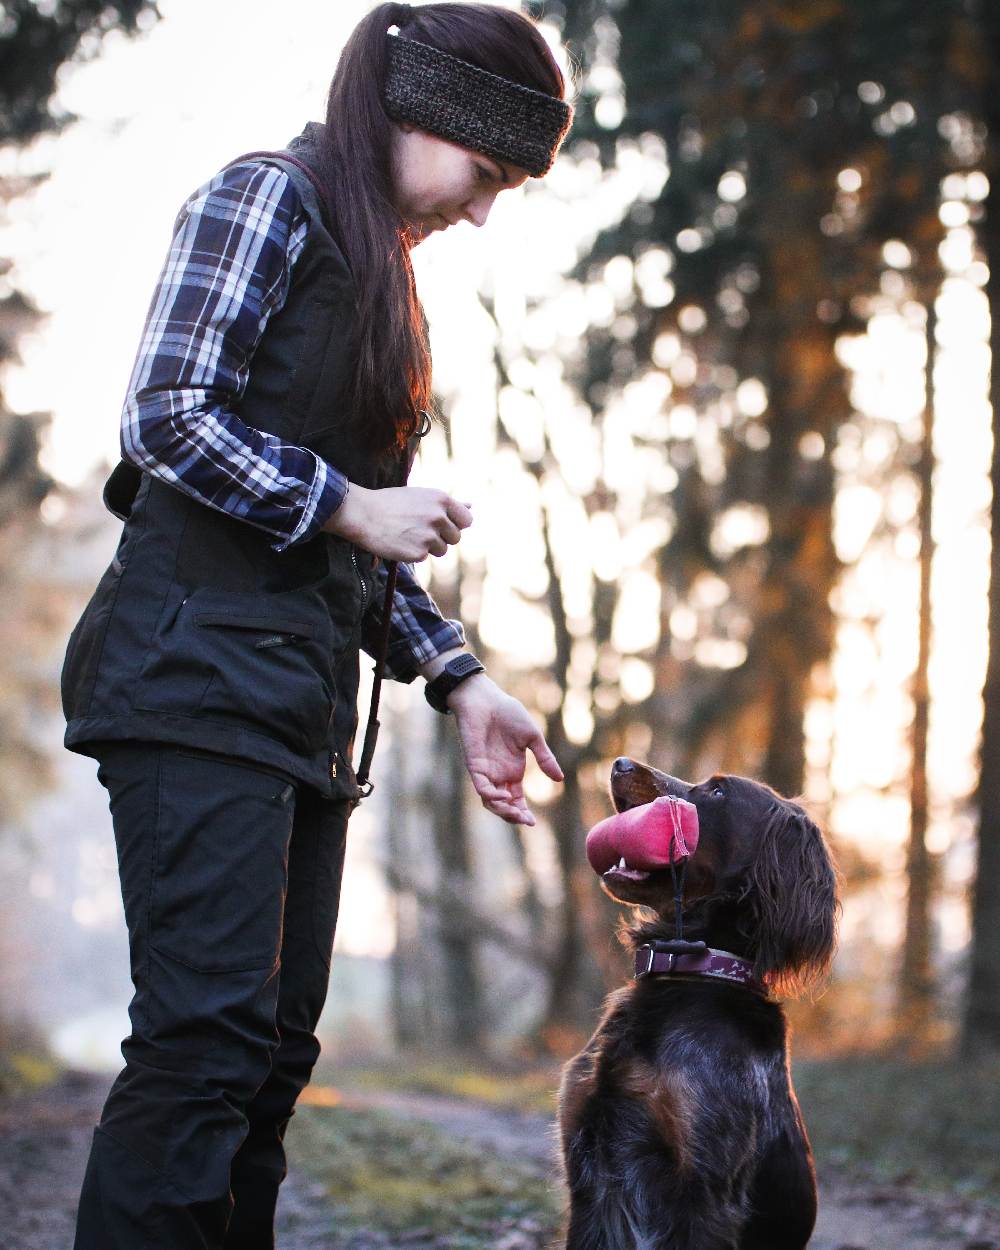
[1,1065,998,1250]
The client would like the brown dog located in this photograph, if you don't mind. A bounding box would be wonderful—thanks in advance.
[558,759,838,1250]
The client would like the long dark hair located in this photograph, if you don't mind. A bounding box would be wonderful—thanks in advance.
[320,2,567,459]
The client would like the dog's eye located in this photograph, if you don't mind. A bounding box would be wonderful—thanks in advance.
[710,784,725,799]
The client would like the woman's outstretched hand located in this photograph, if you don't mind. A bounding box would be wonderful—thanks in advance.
[446,674,564,825]
[324,483,472,561]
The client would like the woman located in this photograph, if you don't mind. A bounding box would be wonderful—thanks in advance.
[62,4,572,1246]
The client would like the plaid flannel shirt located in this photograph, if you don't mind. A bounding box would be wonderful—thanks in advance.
[121,160,465,681]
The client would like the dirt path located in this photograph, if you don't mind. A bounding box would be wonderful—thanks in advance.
[1,1072,997,1249]
[0,1072,334,1250]
[325,1084,1000,1250]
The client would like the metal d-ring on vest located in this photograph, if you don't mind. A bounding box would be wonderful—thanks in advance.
[354,407,433,799]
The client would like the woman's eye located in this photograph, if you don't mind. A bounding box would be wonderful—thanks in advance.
[476,166,492,185]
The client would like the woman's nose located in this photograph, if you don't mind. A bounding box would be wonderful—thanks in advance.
[464,191,499,228]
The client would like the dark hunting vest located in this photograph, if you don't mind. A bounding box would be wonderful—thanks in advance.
[61,125,406,800]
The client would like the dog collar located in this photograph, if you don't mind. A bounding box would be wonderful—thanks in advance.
[634,941,766,995]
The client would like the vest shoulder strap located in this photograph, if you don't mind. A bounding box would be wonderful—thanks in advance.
[223,149,333,234]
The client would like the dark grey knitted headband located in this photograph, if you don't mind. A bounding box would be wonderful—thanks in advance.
[383,34,573,177]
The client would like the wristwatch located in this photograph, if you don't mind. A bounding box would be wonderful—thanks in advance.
[424,653,485,713]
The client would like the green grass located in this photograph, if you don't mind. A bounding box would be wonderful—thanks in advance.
[293,1050,1000,1248]
[793,1054,1000,1200]
[332,1058,561,1116]
[287,1103,561,1249]
[0,1046,62,1098]
[328,1053,1000,1202]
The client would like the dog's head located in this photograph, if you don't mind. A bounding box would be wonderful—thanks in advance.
[598,757,838,995]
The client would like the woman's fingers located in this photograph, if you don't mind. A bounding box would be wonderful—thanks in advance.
[527,729,564,782]
[432,497,471,548]
[445,499,474,530]
[483,795,534,825]
[419,495,471,558]
[436,517,463,546]
[469,767,533,825]
[471,776,513,802]
[325,483,474,561]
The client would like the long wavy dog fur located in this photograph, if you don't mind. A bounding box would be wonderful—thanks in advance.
[558,760,839,1250]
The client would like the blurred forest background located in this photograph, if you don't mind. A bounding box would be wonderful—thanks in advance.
[1,0,999,1165]
[393,0,1000,1064]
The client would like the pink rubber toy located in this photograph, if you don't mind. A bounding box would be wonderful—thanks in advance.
[586,795,700,877]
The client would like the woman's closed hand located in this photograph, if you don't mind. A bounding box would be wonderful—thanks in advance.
[324,483,472,561]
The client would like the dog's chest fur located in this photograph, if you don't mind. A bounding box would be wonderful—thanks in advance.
[558,980,815,1249]
[560,979,790,1148]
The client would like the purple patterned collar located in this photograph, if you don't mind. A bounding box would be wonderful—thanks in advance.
[634,941,767,996]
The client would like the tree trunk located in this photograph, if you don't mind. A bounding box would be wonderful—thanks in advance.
[964,21,1000,1048]
[900,298,937,1029]
[536,498,604,1047]
[759,359,838,799]
[762,658,808,801]
[386,698,422,1050]
[538,749,592,1045]
[427,561,484,1051]
[429,712,483,1050]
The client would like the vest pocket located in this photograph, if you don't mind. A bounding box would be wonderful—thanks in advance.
[134,589,338,755]
[61,561,123,721]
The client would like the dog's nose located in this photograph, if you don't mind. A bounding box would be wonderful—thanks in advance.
[612,757,635,775]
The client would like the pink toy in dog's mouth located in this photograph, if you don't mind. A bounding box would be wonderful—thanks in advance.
[586,796,700,882]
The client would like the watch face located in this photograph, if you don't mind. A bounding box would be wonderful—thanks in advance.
[426,655,484,713]
[446,654,483,679]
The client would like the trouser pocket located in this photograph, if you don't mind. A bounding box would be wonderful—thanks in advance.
[149,750,296,973]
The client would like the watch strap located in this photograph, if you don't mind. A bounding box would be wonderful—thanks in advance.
[425,653,485,713]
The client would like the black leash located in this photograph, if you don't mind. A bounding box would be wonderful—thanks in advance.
[646,824,707,964]
[634,801,714,974]
[352,410,432,800]
[354,560,398,799]
[669,836,687,941]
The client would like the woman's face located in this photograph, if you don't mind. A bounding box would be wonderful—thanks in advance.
[389,124,530,241]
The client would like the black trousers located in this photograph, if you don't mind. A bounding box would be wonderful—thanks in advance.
[73,743,351,1250]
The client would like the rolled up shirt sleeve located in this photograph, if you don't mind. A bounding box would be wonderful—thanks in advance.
[120,161,346,550]
[361,562,466,683]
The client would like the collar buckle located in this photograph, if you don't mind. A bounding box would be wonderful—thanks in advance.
[635,944,662,979]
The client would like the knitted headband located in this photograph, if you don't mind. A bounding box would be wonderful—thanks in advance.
[383,33,573,178]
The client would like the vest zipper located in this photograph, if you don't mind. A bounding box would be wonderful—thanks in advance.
[350,548,368,610]
[254,633,305,649]
[337,548,369,791]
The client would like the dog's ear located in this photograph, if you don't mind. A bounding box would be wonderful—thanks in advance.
[745,801,839,997]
